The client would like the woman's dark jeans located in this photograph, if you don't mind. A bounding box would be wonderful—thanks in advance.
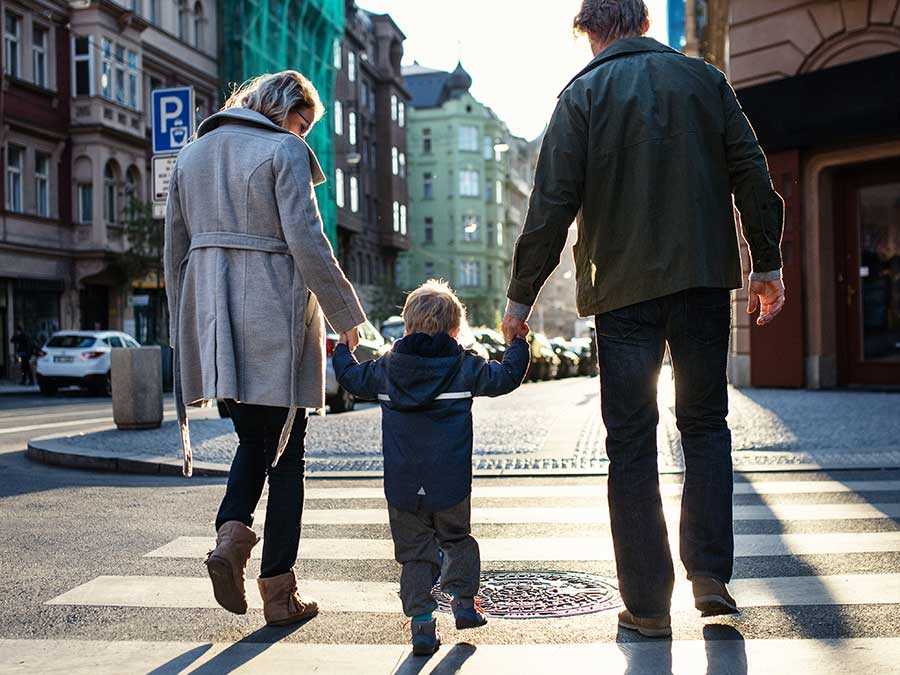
[596,287,733,619]
[215,401,309,579]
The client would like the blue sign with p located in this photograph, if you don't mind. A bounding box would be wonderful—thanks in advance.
[152,87,195,154]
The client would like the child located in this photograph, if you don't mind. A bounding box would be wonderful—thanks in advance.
[332,280,529,655]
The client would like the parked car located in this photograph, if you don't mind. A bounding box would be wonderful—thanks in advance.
[569,336,599,377]
[471,327,507,362]
[324,319,390,413]
[550,338,581,378]
[380,315,405,343]
[527,333,560,381]
[35,330,141,396]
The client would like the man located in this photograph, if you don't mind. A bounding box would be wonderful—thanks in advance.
[11,325,35,386]
[503,0,785,638]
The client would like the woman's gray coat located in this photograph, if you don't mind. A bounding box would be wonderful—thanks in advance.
[164,108,366,476]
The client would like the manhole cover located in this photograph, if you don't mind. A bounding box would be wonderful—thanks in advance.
[431,570,622,619]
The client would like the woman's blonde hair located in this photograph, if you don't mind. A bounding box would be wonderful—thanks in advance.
[222,70,325,128]
[402,279,467,336]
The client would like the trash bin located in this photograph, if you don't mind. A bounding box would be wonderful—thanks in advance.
[111,346,163,430]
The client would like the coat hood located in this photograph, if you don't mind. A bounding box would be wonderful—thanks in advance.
[195,108,326,186]
[384,333,466,410]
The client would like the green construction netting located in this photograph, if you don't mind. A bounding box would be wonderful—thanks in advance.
[218,0,344,246]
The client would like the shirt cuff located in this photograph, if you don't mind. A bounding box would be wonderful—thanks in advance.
[505,299,532,321]
[749,269,783,282]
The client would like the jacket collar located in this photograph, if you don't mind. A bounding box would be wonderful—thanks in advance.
[559,37,681,97]
[196,108,326,186]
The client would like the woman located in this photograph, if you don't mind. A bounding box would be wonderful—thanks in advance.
[163,71,366,626]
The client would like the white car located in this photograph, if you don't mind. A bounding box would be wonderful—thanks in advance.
[36,330,141,396]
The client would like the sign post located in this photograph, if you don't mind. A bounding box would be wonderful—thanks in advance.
[151,86,194,218]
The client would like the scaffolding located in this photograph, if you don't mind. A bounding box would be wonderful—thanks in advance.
[219,0,344,245]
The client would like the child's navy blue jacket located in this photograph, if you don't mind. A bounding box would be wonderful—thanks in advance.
[333,334,529,513]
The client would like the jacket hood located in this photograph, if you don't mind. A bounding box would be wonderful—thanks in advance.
[559,37,680,97]
[384,333,466,410]
[195,108,326,186]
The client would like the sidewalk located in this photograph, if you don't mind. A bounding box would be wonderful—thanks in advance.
[25,373,900,476]
[0,382,39,395]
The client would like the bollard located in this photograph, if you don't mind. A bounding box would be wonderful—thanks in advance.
[111,346,163,430]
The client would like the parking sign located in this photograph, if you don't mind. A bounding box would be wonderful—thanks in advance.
[151,87,194,154]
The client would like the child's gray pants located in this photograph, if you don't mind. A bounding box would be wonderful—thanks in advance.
[387,495,480,617]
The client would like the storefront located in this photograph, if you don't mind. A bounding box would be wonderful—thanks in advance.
[13,278,63,349]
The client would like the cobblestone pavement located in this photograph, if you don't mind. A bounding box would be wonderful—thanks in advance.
[32,368,900,473]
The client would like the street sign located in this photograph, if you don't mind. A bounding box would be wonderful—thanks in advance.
[152,154,177,206]
[151,87,194,154]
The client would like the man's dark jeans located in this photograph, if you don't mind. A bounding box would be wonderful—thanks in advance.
[215,401,309,578]
[596,287,733,619]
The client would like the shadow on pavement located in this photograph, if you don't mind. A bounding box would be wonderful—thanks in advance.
[703,624,747,675]
[393,642,477,674]
[147,623,307,674]
[615,628,673,674]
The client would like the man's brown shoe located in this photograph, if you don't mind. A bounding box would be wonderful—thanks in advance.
[692,576,739,617]
[205,521,259,614]
[617,609,672,638]
[257,571,319,626]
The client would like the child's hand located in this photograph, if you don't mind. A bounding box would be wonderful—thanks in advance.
[516,322,530,341]
[339,327,360,352]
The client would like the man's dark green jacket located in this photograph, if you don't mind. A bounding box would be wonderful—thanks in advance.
[507,37,784,317]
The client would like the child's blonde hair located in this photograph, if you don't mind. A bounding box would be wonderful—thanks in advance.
[402,279,467,336]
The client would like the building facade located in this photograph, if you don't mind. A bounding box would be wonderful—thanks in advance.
[333,2,409,320]
[726,0,900,389]
[401,62,521,328]
[1,0,219,378]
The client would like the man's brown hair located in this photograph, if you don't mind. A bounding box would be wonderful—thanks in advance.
[573,0,650,42]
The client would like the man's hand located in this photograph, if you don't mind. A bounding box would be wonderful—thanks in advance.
[748,279,786,326]
[501,313,530,344]
[338,326,361,352]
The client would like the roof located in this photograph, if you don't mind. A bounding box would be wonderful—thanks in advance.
[403,61,472,109]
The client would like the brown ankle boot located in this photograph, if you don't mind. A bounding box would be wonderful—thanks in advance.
[257,571,319,626]
[692,576,739,617]
[617,609,672,638]
[205,521,259,614]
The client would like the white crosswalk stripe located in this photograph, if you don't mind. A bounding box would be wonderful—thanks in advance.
[38,475,900,673]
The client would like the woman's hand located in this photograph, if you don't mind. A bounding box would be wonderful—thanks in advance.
[338,327,361,352]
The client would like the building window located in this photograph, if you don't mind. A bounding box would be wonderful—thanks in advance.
[101,38,112,98]
[424,217,434,244]
[127,50,138,109]
[399,152,406,178]
[193,2,204,50]
[487,264,494,288]
[483,137,493,160]
[114,44,127,105]
[423,128,432,154]
[35,152,50,217]
[350,176,359,213]
[391,94,398,122]
[497,222,504,246]
[130,0,142,14]
[77,183,93,223]
[392,201,400,232]
[124,166,140,215]
[400,204,407,235]
[32,25,47,88]
[459,170,480,197]
[399,101,405,127]
[3,11,20,78]
[334,101,343,135]
[458,125,478,152]
[391,147,399,176]
[424,261,434,278]
[462,215,479,241]
[73,36,93,96]
[459,260,480,287]
[423,172,433,200]
[348,111,357,146]
[333,38,341,69]
[103,161,118,222]
[177,1,188,41]
[335,168,345,208]
[5,144,23,212]
[495,180,503,205]
[487,221,495,248]
[149,0,159,24]
[348,51,356,82]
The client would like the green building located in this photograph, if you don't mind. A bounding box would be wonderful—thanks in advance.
[401,63,525,328]
[218,0,344,245]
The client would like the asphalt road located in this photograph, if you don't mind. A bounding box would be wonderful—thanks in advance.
[2,393,900,673]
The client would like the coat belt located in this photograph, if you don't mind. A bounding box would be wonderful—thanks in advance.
[175,230,300,478]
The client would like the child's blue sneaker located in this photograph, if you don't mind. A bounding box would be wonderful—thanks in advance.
[411,618,441,656]
[451,597,488,629]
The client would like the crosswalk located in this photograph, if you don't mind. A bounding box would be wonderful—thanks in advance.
[5,475,900,673]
